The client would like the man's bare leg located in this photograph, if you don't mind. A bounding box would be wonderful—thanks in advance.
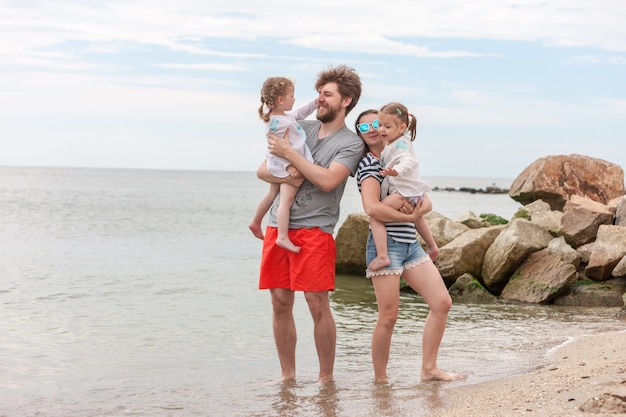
[271,288,297,382]
[304,291,335,383]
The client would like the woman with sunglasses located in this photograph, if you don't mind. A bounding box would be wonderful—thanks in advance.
[355,109,463,383]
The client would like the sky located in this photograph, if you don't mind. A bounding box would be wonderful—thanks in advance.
[1,1,625,179]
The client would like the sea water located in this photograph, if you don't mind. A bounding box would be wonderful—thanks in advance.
[1,166,624,417]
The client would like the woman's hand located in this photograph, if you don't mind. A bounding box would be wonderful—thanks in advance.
[398,198,413,214]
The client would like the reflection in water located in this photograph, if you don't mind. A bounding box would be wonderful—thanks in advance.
[262,381,339,417]
[371,382,398,416]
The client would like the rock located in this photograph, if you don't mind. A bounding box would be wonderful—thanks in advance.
[449,273,497,303]
[509,154,625,210]
[613,256,626,278]
[616,196,626,227]
[500,247,577,304]
[456,210,489,229]
[335,213,369,275]
[585,225,626,281]
[580,393,626,414]
[421,212,469,248]
[554,282,626,307]
[576,242,595,264]
[560,195,614,248]
[436,226,504,287]
[482,218,554,294]
[547,236,581,268]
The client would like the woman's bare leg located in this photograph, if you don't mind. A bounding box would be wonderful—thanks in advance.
[403,261,464,382]
[370,274,401,382]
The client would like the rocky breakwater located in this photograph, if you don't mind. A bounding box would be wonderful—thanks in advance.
[335,154,626,307]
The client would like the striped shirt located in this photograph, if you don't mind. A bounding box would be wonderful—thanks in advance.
[356,152,417,243]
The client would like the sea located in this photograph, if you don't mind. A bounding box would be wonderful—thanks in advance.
[1,165,625,417]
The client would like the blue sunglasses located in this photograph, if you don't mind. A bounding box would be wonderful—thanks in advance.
[356,119,379,134]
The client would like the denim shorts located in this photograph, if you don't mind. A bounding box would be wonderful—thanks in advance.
[365,232,430,278]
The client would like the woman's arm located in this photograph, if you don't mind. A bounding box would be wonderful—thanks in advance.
[361,177,430,223]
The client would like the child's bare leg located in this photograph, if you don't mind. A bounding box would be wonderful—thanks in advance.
[415,216,439,261]
[368,217,390,271]
[275,183,300,253]
[249,183,279,240]
[368,194,405,271]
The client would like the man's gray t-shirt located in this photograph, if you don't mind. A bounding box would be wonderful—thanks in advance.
[268,120,365,234]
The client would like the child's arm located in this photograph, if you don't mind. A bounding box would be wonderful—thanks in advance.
[286,99,317,121]
[415,216,439,261]
[384,138,417,177]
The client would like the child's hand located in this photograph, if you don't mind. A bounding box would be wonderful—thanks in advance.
[381,167,398,177]
[286,164,302,178]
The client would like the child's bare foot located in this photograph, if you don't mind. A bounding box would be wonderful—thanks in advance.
[276,236,301,253]
[421,368,466,382]
[249,223,265,240]
[368,256,390,271]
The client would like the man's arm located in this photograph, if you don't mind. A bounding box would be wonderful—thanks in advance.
[267,131,350,192]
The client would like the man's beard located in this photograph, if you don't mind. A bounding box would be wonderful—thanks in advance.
[316,103,340,123]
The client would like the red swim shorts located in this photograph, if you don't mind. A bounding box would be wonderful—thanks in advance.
[259,227,336,292]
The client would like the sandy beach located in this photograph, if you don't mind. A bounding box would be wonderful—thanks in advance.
[432,330,626,417]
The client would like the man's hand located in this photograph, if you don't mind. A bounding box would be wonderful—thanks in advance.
[267,131,291,159]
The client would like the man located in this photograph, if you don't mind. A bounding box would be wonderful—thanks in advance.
[257,64,364,383]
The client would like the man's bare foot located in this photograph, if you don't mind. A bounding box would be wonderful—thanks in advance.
[421,369,466,382]
[276,236,301,253]
[368,256,390,271]
[249,223,265,240]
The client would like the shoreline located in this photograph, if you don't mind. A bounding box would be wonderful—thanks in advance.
[432,329,626,416]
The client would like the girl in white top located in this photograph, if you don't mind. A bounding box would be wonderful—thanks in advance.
[368,102,436,271]
[249,77,317,253]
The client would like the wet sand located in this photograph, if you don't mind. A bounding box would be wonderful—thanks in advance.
[432,330,626,417]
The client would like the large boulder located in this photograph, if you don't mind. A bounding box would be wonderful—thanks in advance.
[560,195,614,247]
[615,196,626,227]
[554,281,626,307]
[421,212,469,248]
[436,226,504,286]
[517,199,564,236]
[500,247,577,304]
[612,256,626,278]
[449,273,497,304]
[509,154,625,211]
[585,225,626,281]
[481,218,553,294]
[335,213,369,275]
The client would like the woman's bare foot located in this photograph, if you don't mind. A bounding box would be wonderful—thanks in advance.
[249,223,265,240]
[276,236,301,253]
[368,256,390,271]
[421,368,466,382]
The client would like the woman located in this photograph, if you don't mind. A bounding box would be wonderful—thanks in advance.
[355,109,463,383]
